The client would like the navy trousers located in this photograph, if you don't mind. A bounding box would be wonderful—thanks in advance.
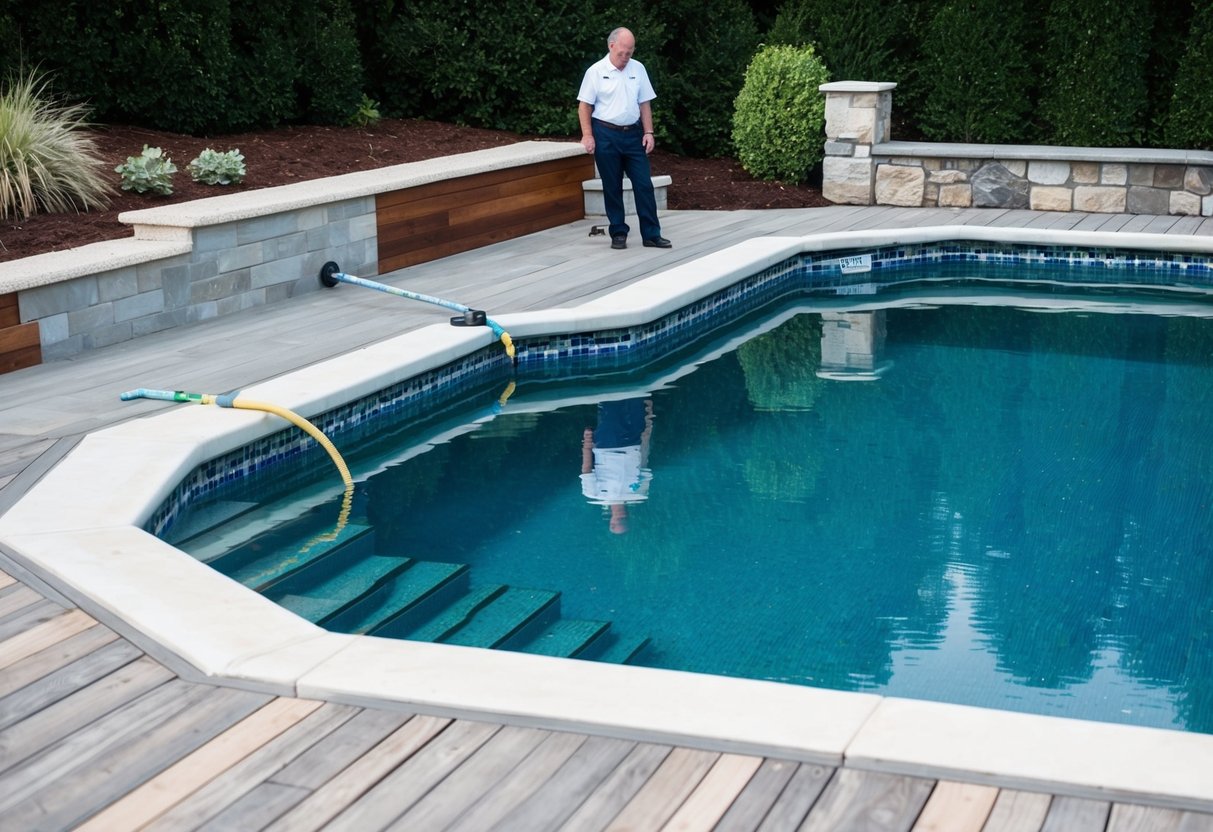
[592,121,662,241]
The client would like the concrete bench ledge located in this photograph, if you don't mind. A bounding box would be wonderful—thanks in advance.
[0,238,193,293]
[119,140,585,231]
[875,141,1213,166]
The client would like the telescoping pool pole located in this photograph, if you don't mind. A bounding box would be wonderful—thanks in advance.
[318,261,516,360]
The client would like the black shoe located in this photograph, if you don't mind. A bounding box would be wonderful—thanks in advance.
[643,236,672,248]
[611,235,627,250]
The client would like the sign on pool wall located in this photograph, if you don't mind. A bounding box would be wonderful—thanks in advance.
[838,254,873,274]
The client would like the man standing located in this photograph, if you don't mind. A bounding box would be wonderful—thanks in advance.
[577,27,671,251]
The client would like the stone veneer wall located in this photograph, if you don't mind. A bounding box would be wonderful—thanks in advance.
[22,199,376,362]
[820,81,1213,217]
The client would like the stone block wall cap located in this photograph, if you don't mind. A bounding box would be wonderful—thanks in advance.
[874,140,1213,166]
[118,140,585,229]
[818,81,898,93]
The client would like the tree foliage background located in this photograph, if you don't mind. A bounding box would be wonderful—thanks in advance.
[0,0,1207,153]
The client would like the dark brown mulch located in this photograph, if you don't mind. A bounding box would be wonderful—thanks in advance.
[0,118,829,263]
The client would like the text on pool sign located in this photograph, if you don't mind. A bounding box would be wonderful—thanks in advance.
[838,254,872,274]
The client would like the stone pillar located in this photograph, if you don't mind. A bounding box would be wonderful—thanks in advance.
[818,81,897,205]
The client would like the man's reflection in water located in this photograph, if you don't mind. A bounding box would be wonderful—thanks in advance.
[580,397,654,534]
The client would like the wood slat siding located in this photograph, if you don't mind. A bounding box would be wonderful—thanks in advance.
[0,292,39,374]
[376,156,594,273]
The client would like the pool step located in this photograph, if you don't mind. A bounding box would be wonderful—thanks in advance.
[441,587,561,648]
[575,632,652,665]
[264,554,412,623]
[321,561,470,634]
[209,523,374,591]
[507,618,612,658]
[387,585,507,643]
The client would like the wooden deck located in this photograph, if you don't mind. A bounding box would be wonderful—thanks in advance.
[3,205,1213,830]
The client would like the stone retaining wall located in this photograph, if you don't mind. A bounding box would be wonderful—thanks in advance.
[820,81,1213,216]
[0,142,587,369]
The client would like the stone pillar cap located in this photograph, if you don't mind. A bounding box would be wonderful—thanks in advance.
[819,81,897,93]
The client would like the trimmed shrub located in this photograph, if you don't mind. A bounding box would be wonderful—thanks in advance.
[916,0,1036,142]
[0,70,110,220]
[731,44,829,183]
[1164,0,1213,149]
[1039,0,1152,146]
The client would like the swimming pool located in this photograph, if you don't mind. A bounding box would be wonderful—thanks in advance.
[173,283,1213,736]
[5,226,1213,807]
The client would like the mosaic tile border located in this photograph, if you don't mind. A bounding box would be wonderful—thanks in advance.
[150,240,1213,540]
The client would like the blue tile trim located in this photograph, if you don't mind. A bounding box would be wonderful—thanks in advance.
[148,240,1213,538]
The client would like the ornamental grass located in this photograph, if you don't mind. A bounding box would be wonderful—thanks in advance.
[0,71,111,221]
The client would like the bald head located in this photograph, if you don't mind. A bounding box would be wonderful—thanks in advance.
[607,27,636,70]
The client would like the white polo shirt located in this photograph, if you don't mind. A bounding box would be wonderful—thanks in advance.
[577,55,656,127]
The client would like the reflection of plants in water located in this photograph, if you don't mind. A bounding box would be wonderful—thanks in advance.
[741,413,823,503]
[737,313,823,411]
[736,314,825,503]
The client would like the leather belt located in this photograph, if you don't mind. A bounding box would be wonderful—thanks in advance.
[592,118,641,132]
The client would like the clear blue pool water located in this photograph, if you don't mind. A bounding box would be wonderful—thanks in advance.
[184,285,1213,735]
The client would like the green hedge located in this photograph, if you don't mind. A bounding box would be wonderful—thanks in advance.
[5,0,364,134]
[732,44,828,182]
[916,0,1036,143]
[1164,0,1213,149]
[652,0,759,157]
[1039,0,1153,146]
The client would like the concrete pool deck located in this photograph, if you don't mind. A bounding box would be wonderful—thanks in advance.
[4,204,1213,827]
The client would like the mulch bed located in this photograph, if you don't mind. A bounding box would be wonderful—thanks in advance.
[0,118,829,263]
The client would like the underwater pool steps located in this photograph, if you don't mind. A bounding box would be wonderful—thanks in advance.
[202,528,651,663]
[202,521,375,592]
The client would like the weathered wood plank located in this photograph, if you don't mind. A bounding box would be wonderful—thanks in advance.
[75,696,323,831]
[321,717,495,832]
[269,705,412,790]
[1040,796,1111,831]
[445,730,588,831]
[143,702,360,831]
[713,757,801,832]
[559,742,673,832]
[801,768,934,832]
[982,789,1052,832]
[0,599,66,641]
[0,623,119,699]
[0,607,96,670]
[0,637,143,731]
[602,747,720,832]
[490,734,637,832]
[1176,810,1213,831]
[387,724,551,830]
[1107,803,1188,832]
[910,781,999,831]
[6,684,271,831]
[0,584,40,620]
[755,763,834,832]
[0,655,174,777]
[661,752,764,831]
[196,781,310,832]
[264,713,454,832]
[0,676,200,811]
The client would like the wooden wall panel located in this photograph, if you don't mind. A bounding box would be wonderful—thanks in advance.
[376,155,594,274]
[0,293,41,373]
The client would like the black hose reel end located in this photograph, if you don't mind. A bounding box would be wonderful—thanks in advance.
[319,261,342,288]
[450,310,488,327]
